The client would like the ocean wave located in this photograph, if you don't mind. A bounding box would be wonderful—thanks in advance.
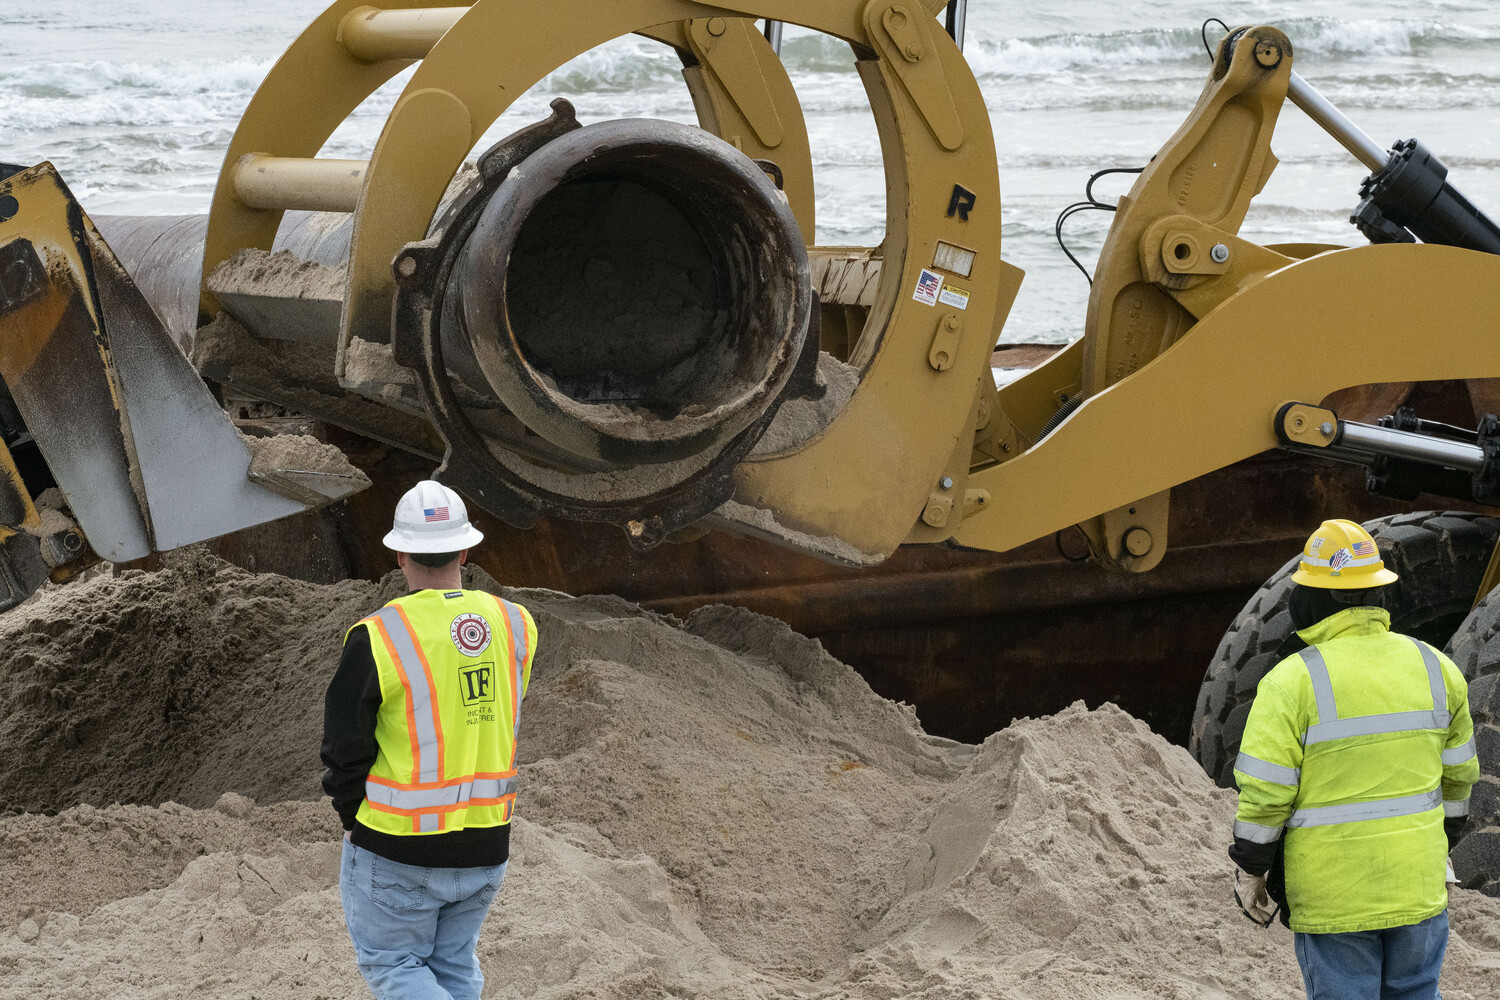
[0,58,270,100]
[0,58,269,131]
[962,17,1497,78]
[5,15,1495,134]
[539,36,683,93]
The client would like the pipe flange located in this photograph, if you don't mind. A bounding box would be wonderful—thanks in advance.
[392,100,818,547]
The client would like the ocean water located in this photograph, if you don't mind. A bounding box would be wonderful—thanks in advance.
[4,1,1500,343]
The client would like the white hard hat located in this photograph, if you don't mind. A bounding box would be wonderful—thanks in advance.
[383,480,485,553]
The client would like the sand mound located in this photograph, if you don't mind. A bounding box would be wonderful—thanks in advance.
[0,556,1497,998]
[0,547,393,812]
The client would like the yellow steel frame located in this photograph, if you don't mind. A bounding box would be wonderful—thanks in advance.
[199,7,1500,573]
[952,242,1500,553]
[206,0,1003,565]
[202,2,821,317]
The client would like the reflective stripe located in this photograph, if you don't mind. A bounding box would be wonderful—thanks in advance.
[1444,797,1471,818]
[365,775,518,812]
[1443,738,1478,766]
[418,814,440,833]
[1287,788,1442,829]
[1300,647,1338,728]
[1407,638,1447,714]
[1301,639,1451,745]
[1302,553,1381,569]
[1305,709,1451,745]
[373,606,442,784]
[1233,819,1284,844]
[1235,751,1301,786]
[493,596,530,741]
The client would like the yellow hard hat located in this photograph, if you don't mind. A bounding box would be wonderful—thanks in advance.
[1289,519,1399,590]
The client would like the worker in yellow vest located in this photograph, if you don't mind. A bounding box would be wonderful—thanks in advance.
[1230,519,1479,1000]
[322,480,537,1000]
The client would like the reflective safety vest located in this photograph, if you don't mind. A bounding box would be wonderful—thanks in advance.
[352,589,537,836]
[1234,607,1480,934]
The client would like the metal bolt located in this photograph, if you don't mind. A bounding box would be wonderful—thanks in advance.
[1321,421,1334,436]
[1123,526,1154,558]
[1210,243,1230,264]
[940,477,954,490]
[397,256,417,278]
[1254,41,1282,69]
[707,16,727,36]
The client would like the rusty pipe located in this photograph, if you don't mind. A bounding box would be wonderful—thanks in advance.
[446,118,811,467]
[94,209,355,351]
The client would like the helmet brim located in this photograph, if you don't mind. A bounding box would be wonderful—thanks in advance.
[382,525,485,553]
[1290,566,1399,589]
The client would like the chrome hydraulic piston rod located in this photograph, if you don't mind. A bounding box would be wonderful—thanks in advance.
[762,19,783,54]
[1286,72,1389,172]
[1276,402,1497,506]
[1278,405,1486,472]
[945,0,968,51]
[1333,421,1487,472]
[1285,70,1500,253]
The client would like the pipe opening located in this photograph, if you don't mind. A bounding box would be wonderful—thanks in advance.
[506,177,724,417]
[453,120,811,466]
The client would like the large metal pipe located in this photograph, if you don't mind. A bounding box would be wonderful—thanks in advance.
[95,209,356,350]
[447,118,811,467]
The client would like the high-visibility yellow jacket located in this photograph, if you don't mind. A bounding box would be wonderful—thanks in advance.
[352,588,536,836]
[1234,607,1478,933]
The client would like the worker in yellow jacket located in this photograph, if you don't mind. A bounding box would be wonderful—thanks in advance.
[322,480,537,1000]
[1230,519,1479,999]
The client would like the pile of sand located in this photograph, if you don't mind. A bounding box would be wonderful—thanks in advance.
[0,556,1497,998]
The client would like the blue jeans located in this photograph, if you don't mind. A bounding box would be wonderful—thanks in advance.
[1294,911,1449,1000]
[339,841,508,1000]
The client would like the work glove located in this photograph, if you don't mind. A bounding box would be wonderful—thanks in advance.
[1446,858,1459,890]
[1234,867,1279,927]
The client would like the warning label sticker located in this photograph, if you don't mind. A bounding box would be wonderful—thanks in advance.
[938,284,971,310]
[912,268,943,307]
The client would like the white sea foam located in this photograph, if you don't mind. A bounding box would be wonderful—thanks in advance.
[961,18,1498,79]
[6,1,1500,343]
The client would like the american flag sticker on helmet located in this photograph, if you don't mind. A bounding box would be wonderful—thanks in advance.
[424,507,450,522]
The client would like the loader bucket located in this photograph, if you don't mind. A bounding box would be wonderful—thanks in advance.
[0,163,366,596]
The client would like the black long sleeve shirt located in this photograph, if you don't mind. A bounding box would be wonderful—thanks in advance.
[321,614,511,868]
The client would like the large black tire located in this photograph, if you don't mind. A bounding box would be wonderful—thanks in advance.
[1444,592,1500,895]
[1190,512,1500,790]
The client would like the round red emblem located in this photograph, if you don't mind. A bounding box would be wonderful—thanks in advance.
[450,613,492,656]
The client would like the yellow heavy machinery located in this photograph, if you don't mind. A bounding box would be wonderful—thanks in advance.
[1,4,1498,888]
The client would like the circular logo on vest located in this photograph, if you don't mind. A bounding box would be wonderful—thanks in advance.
[450,613,492,656]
